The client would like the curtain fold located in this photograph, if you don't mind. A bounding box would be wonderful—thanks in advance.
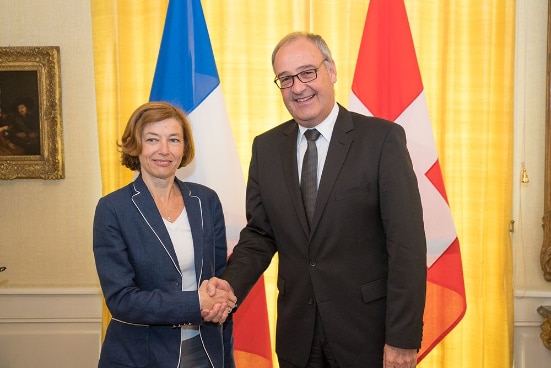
[90,1,515,366]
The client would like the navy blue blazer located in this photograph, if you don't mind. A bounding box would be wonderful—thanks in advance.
[93,174,234,368]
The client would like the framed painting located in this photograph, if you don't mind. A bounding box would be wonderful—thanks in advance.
[0,46,63,179]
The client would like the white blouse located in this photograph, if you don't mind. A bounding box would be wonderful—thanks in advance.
[163,208,199,341]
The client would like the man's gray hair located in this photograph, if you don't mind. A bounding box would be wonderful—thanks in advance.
[271,32,334,68]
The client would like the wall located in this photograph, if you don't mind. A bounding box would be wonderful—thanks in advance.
[0,1,102,288]
[513,0,549,295]
[0,0,103,366]
[513,0,551,366]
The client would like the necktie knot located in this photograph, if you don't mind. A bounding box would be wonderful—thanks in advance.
[304,129,321,142]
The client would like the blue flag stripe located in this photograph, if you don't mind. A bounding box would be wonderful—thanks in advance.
[150,0,219,113]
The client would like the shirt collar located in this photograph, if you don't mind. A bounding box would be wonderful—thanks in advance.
[297,102,339,142]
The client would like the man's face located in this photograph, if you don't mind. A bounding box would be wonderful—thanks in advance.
[17,104,28,116]
[273,37,337,128]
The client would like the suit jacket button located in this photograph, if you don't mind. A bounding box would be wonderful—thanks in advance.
[309,259,317,266]
[307,298,314,305]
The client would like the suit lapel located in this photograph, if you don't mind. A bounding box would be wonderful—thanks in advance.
[280,106,355,236]
[311,106,354,233]
[281,123,311,236]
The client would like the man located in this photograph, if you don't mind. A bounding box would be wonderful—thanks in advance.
[10,98,40,155]
[209,32,426,368]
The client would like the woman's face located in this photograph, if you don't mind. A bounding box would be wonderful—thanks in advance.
[138,118,184,181]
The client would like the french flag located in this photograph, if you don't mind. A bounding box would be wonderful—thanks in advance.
[150,0,273,366]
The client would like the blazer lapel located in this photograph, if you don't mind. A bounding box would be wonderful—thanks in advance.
[311,106,354,233]
[131,175,181,275]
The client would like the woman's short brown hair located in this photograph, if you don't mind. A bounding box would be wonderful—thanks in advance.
[119,101,195,171]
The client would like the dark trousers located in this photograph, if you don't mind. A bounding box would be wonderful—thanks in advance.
[179,335,211,368]
[279,310,339,368]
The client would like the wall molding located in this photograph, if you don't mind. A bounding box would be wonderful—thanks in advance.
[514,290,551,367]
[0,288,103,368]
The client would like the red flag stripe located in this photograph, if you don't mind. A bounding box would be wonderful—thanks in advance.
[233,276,273,366]
[351,0,422,122]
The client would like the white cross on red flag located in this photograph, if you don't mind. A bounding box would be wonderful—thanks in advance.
[349,0,466,361]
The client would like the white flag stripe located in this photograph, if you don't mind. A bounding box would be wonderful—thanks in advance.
[177,86,246,250]
[349,91,456,267]
[348,92,371,117]
[395,92,436,173]
[396,92,457,267]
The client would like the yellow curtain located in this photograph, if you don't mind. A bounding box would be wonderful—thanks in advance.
[90,1,515,367]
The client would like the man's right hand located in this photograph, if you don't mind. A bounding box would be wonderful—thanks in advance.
[199,277,237,323]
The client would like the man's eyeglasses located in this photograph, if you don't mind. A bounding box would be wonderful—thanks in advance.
[274,60,327,89]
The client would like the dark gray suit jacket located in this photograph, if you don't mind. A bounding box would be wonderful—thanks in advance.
[93,175,234,368]
[223,105,426,367]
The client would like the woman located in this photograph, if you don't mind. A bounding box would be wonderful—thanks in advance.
[93,101,236,368]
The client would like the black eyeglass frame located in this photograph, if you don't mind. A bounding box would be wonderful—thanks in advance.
[273,59,328,89]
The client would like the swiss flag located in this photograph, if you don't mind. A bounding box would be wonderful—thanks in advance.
[348,0,466,361]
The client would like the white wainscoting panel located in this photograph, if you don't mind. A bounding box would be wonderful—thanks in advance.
[514,290,551,368]
[0,288,102,368]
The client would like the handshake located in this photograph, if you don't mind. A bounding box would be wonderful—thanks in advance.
[199,277,237,324]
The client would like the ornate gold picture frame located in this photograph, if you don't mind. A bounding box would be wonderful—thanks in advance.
[0,46,63,179]
[541,4,551,281]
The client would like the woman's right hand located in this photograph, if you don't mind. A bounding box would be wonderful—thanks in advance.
[199,279,237,323]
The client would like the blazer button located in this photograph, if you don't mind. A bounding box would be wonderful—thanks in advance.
[309,259,317,267]
[307,298,314,305]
